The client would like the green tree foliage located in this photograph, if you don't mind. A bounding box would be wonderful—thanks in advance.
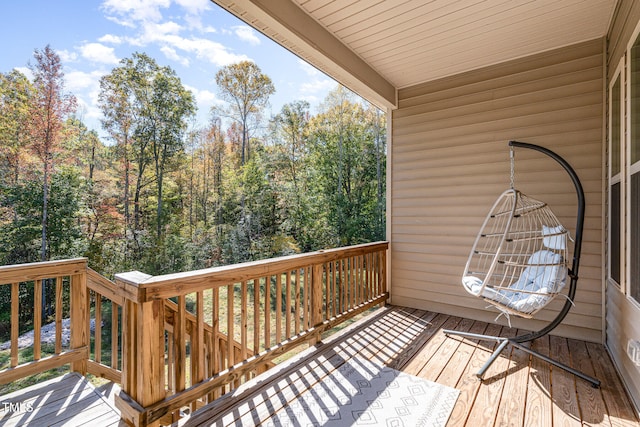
[306,86,386,246]
[0,53,386,340]
[213,61,275,165]
[0,70,32,186]
[27,45,77,261]
[98,53,195,272]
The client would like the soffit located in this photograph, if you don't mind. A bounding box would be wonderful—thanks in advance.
[212,0,617,109]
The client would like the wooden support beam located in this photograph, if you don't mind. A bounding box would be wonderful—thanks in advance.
[70,272,88,375]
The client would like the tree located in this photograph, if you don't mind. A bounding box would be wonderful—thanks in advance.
[99,62,136,256]
[99,53,195,272]
[144,65,195,243]
[28,45,77,261]
[307,86,386,246]
[213,61,274,165]
[270,101,313,249]
[0,70,32,187]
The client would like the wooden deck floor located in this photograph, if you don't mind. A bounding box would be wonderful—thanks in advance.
[183,305,640,427]
[0,372,120,426]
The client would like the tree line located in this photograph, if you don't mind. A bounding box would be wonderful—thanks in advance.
[0,45,386,333]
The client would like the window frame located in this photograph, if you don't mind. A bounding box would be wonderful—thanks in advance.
[626,25,640,307]
[608,59,624,290]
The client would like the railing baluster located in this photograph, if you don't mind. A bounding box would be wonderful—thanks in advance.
[10,282,18,368]
[34,279,42,361]
[227,284,235,368]
[167,330,174,394]
[285,271,291,338]
[276,273,282,343]
[241,281,248,360]
[95,292,102,364]
[253,279,259,354]
[55,276,63,355]
[111,301,118,370]
[303,267,309,330]
[212,288,220,400]
[294,269,301,334]
[264,276,271,349]
[195,291,205,383]
[175,295,186,393]
[339,260,344,313]
[328,262,332,320]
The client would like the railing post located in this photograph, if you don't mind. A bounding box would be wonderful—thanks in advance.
[310,263,324,344]
[70,265,88,374]
[115,272,166,427]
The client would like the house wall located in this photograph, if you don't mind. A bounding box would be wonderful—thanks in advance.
[605,0,640,411]
[390,39,604,342]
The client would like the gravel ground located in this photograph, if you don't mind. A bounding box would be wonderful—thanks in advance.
[0,318,97,351]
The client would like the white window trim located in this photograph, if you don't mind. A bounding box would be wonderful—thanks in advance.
[608,58,624,290]
[626,26,640,307]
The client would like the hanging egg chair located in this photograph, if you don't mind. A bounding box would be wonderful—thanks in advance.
[462,188,569,319]
[444,141,600,387]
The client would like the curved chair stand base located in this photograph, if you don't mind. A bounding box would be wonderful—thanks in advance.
[442,328,600,387]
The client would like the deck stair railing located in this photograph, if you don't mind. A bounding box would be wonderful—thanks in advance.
[0,241,388,427]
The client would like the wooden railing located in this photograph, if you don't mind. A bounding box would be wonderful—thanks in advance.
[113,241,388,427]
[86,268,124,383]
[0,259,125,386]
[0,259,90,384]
[0,242,388,427]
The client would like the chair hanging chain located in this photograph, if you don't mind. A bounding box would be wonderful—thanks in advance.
[510,146,515,189]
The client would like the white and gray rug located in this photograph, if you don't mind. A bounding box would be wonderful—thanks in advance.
[264,356,459,427]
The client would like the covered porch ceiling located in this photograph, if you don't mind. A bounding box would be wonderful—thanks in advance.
[211,0,617,109]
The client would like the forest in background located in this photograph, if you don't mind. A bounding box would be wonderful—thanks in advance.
[0,46,386,334]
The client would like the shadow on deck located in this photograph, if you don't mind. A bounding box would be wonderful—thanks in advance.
[0,372,120,426]
[180,305,639,427]
[1,305,638,426]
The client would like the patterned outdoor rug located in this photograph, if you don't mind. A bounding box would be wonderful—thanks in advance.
[264,356,459,427]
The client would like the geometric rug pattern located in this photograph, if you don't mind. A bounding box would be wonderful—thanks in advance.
[263,356,459,426]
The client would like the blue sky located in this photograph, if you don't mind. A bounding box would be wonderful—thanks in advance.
[0,0,339,135]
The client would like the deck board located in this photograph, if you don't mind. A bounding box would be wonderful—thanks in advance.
[180,305,640,427]
[494,329,530,427]
[2,306,637,427]
[0,372,120,426]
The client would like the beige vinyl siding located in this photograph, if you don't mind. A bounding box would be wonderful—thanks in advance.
[605,0,640,411]
[608,0,640,77]
[390,39,604,342]
[606,286,640,409]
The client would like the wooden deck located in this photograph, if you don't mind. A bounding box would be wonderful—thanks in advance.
[0,372,120,426]
[182,305,640,427]
[1,305,638,426]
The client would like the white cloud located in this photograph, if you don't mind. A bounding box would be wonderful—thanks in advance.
[298,59,321,77]
[174,0,209,15]
[64,69,107,123]
[186,85,221,107]
[65,70,105,92]
[101,0,170,24]
[137,20,182,44]
[58,49,78,63]
[98,34,124,44]
[300,78,336,95]
[160,46,189,66]
[161,35,249,66]
[14,67,33,81]
[79,43,120,64]
[233,26,260,46]
[177,0,211,30]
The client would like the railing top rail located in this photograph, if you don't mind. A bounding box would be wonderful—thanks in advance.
[115,241,388,302]
[0,258,87,284]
